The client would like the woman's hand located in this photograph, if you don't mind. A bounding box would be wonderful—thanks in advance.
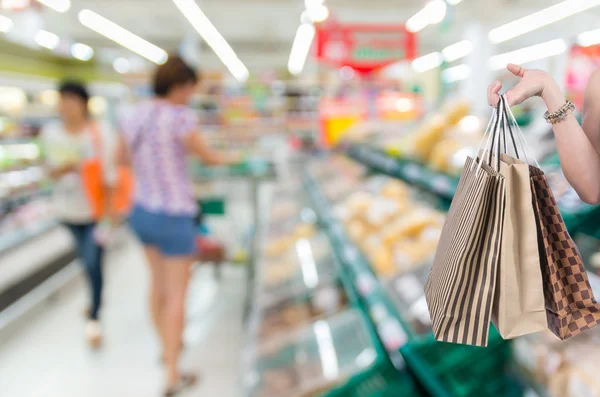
[487,63,564,110]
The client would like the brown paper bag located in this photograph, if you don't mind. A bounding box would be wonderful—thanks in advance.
[491,154,547,339]
[425,156,505,347]
[530,167,600,340]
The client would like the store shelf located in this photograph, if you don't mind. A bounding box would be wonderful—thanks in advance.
[0,137,36,146]
[303,163,525,397]
[345,143,600,233]
[345,144,458,202]
[0,220,58,254]
[0,186,52,213]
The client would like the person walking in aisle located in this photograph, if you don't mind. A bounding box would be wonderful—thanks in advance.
[119,56,232,397]
[488,63,600,205]
[41,81,118,348]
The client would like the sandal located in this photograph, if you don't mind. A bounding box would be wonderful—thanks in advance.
[164,374,198,397]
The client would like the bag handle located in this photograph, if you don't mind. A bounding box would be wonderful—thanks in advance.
[501,93,541,168]
[499,95,521,158]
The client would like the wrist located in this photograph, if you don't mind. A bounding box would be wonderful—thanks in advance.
[541,81,566,113]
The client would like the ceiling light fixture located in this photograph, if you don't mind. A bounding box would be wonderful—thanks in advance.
[442,64,471,83]
[577,27,600,47]
[488,0,600,44]
[442,40,472,62]
[488,39,567,70]
[172,0,249,82]
[78,9,167,64]
[411,51,443,73]
[70,43,94,61]
[35,30,60,50]
[406,0,447,33]
[446,0,464,4]
[113,57,130,74]
[37,0,70,12]
[288,23,316,75]
[306,4,329,22]
[0,14,13,32]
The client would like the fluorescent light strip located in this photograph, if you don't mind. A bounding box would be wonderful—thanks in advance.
[78,9,167,64]
[442,64,471,83]
[37,0,70,12]
[406,0,447,33]
[411,51,443,73]
[578,28,600,47]
[489,0,600,44]
[35,30,60,50]
[172,0,248,82]
[313,321,340,381]
[442,40,472,62]
[296,239,319,289]
[446,0,464,4]
[70,43,94,61]
[288,23,316,75]
[488,39,567,71]
[0,15,13,33]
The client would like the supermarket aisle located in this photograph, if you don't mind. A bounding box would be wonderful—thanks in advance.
[0,232,246,397]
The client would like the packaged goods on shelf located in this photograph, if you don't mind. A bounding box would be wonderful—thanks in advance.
[513,329,600,397]
[256,284,348,343]
[246,310,380,397]
[385,101,471,162]
[260,233,339,303]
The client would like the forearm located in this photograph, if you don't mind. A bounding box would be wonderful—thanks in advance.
[543,87,600,204]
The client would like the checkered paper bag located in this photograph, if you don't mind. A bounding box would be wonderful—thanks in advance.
[530,167,600,340]
[425,109,506,347]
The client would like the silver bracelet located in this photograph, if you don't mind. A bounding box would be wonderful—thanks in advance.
[543,100,575,124]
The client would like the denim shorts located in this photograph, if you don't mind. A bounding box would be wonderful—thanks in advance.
[129,205,196,257]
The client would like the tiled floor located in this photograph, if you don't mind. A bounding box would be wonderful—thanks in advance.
[0,234,246,397]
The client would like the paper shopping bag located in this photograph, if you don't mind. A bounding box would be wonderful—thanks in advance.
[425,156,505,347]
[530,167,600,340]
[491,154,547,339]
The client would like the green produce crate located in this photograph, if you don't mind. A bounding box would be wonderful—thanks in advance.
[198,197,226,215]
[403,327,512,397]
[325,367,424,397]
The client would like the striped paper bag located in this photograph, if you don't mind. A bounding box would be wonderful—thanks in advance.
[425,156,506,346]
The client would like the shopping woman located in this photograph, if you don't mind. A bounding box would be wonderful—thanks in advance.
[41,81,117,347]
[120,56,230,397]
[488,63,600,205]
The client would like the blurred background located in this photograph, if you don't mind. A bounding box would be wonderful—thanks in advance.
[2,0,600,396]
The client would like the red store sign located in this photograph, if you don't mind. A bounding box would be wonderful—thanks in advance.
[315,21,417,75]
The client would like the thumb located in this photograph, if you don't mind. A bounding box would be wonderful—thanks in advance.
[507,63,525,77]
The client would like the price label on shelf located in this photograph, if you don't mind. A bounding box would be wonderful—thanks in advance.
[403,164,421,182]
[431,176,452,195]
[393,274,424,303]
[356,272,377,297]
[343,245,360,264]
[524,389,540,397]
[377,318,408,351]
[332,223,345,239]
[369,303,389,323]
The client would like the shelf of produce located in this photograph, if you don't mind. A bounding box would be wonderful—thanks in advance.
[0,137,38,146]
[245,190,421,397]
[0,186,52,213]
[345,144,458,202]
[346,143,600,234]
[303,166,527,397]
[0,219,58,254]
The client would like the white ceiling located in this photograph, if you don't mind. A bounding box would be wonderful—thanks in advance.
[5,0,600,75]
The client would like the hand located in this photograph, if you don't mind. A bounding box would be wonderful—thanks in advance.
[487,63,562,108]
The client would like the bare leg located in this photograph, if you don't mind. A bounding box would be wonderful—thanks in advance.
[163,256,194,386]
[144,246,167,347]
